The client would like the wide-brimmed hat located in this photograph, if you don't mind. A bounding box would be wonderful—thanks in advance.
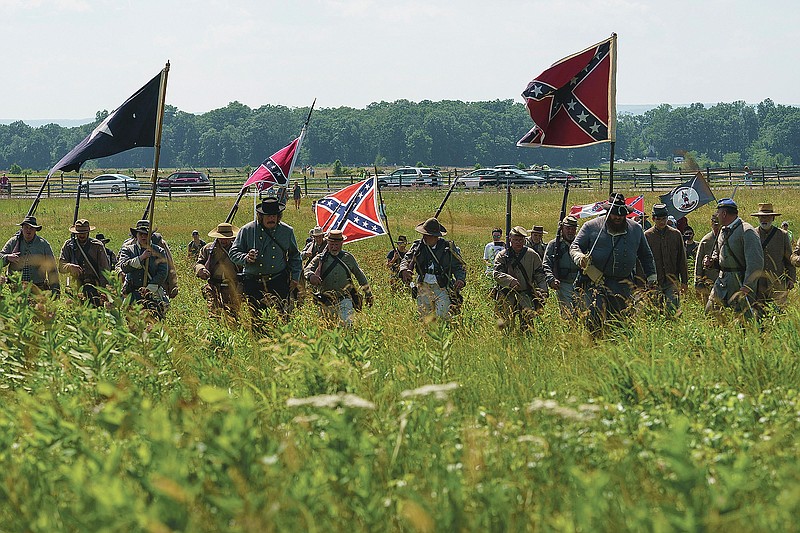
[603,193,633,215]
[326,229,347,242]
[208,222,239,239]
[131,219,151,234]
[415,217,447,236]
[397,235,408,244]
[69,219,95,234]
[562,215,579,227]
[256,197,286,215]
[95,233,111,244]
[509,226,529,237]
[530,225,548,235]
[310,226,324,237]
[17,215,42,230]
[652,204,669,218]
[750,203,781,217]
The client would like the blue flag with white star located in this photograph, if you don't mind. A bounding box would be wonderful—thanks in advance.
[49,71,162,174]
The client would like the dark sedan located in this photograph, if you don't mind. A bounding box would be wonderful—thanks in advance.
[157,171,211,192]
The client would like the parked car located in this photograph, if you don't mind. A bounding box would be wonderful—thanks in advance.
[78,174,140,194]
[532,168,582,185]
[157,171,211,192]
[458,168,499,188]
[492,168,546,187]
[378,167,440,187]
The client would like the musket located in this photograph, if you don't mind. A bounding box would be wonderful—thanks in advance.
[552,180,571,280]
[504,178,512,247]
[433,170,461,219]
[226,185,249,224]
[69,178,103,285]
[375,165,397,254]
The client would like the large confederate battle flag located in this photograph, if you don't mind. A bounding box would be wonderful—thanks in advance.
[315,177,386,243]
[570,195,643,219]
[518,35,616,148]
[244,137,299,189]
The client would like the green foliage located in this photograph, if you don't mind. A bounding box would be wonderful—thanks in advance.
[332,159,346,176]
[1,193,800,531]
[9,163,22,174]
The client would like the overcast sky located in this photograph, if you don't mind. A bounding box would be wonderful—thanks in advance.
[2,0,797,122]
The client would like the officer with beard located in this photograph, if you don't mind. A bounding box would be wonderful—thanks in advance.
[570,193,657,333]
[543,215,581,317]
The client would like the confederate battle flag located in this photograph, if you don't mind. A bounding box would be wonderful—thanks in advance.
[243,137,299,189]
[518,34,616,148]
[315,177,386,243]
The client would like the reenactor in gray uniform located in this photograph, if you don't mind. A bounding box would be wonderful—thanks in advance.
[644,204,688,314]
[195,222,243,318]
[298,226,326,306]
[694,214,721,303]
[570,193,657,333]
[400,217,466,320]
[704,198,764,318]
[58,219,110,305]
[117,220,170,318]
[229,198,301,321]
[120,220,178,300]
[386,235,409,291]
[543,215,581,317]
[305,230,373,325]
[751,203,795,309]
[492,226,548,331]
[0,215,60,295]
[525,225,548,259]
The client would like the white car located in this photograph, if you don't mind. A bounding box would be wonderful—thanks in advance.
[79,174,140,194]
[377,167,440,187]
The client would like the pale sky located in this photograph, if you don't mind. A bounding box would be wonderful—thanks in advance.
[2,0,797,121]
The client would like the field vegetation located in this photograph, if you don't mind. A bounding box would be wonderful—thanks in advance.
[1,187,799,531]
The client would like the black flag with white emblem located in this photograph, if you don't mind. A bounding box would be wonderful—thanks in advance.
[50,71,162,174]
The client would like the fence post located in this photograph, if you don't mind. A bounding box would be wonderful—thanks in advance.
[598,170,603,190]
[125,180,129,199]
[47,181,51,198]
[24,175,28,194]
[649,168,654,192]
[169,184,172,200]
[728,165,732,185]
[60,174,64,193]
[325,173,330,192]
[212,179,217,197]
[774,165,779,186]
[304,176,308,196]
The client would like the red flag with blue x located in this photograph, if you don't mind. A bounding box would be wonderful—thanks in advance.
[314,177,386,243]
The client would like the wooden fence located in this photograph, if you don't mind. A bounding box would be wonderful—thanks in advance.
[3,165,800,201]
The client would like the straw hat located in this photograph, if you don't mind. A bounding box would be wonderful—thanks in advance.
[750,203,781,217]
[208,222,240,239]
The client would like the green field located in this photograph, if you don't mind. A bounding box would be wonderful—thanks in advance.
[1,188,799,532]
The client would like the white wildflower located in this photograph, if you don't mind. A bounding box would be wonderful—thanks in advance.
[286,392,375,410]
[400,382,459,400]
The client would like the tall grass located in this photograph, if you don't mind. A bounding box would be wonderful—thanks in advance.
[1,188,799,531]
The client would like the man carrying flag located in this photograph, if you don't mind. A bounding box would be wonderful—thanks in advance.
[659,171,716,221]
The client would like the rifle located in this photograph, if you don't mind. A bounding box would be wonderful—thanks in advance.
[433,170,462,219]
[375,165,397,255]
[505,178,512,247]
[552,181,571,280]
[70,178,103,285]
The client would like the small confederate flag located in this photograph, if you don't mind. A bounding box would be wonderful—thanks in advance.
[315,177,386,243]
[243,137,299,189]
[570,195,643,219]
[518,35,616,148]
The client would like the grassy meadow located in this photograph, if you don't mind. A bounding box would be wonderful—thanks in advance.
[1,187,799,532]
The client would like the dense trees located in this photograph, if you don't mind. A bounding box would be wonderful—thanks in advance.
[0,98,797,171]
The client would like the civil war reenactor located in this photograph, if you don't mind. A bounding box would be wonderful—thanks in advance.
[58,219,110,305]
[751,203,795,309]
[229,197,302,323]
[195,222,243,318]
[492,226,548,331]
[95,233,116,270]
[187,229,206,260]
[120,220,178,300]
[117,220,170,318]
[386,234,409,291]
[298,225,326,304]
[543,215,581,317]
[644,204,688,314]
[526,225,548,259]
[694,213,721,303]
[704,198,764,319]
[570,193,657,333]
[305,229,374,326]
[399,217,466,320]
[0,215,60,296]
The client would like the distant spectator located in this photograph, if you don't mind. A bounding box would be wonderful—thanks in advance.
[187,230,206,259]
[0,173,10,195]
[293,182,302,210]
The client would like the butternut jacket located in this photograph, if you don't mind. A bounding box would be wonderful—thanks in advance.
[694,230,720,286]
[493,246,547,292]
[195,240,241,286]
[305,250,368,292]
[644,225,688,286]
[58,237,110,287]
[758,226,795,286]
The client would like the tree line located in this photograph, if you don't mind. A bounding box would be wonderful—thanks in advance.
[1,98,798,172]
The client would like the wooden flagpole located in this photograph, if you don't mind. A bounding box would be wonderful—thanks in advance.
[608,33,618,197]
[144,61,170,285]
